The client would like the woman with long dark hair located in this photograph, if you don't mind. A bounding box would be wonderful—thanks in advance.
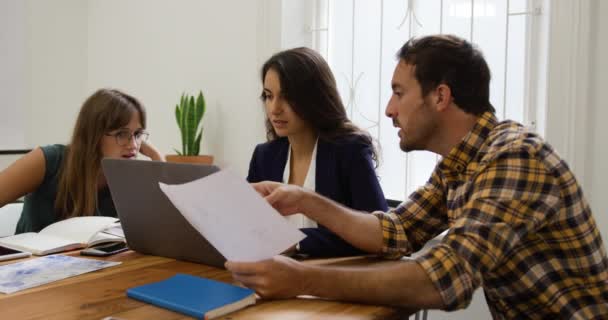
[0,88,164,233]
[247,47,387,257]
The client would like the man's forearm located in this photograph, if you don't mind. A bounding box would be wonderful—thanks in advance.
[300,259,445,309]
[300,191,384,253]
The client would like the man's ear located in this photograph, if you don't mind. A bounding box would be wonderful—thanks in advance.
[434,84,452,112]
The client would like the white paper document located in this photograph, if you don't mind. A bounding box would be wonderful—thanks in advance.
[159,170,306,262]
[0,255,121,294]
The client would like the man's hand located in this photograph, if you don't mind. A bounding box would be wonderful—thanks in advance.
[225,255,309,299]
[252,181,384,254]
[227,255,444,309]
[251,181,309,216]
[250,181,283,197]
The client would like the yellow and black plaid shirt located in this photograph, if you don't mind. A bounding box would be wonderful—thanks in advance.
[374,112,608,318]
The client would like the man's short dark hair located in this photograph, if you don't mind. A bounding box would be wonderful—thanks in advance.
[397,35,495,115]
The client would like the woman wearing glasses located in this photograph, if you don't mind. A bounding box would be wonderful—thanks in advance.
[247,48,387,257]
[0,88,164,233]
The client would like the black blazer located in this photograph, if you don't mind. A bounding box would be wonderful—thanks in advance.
[247,136,388,256]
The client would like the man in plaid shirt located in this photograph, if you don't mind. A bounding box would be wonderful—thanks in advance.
[227,35,608,318]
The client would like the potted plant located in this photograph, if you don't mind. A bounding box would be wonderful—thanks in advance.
[165,91,214,164]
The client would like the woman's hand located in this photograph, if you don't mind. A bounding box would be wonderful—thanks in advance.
[139,141,165,161]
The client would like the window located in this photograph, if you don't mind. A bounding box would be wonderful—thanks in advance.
[312,0,540,201]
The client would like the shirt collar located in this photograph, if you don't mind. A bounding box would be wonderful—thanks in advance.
[440,111,497,173]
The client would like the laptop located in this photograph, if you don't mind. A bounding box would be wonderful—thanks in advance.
[101,158,226,268]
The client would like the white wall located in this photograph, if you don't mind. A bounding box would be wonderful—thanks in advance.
[0,0,89,175]
[281,1,313,48]
[24,0,89,147]
[85,0,270,174]
[588,0,608,247]
[0,0,26,150]
[542,0,608,248]
[2,0,279,176]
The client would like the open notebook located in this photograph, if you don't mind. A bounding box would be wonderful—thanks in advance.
[0,216,123,255]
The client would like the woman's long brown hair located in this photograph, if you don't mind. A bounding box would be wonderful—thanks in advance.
[55,89,146,219]
[261,47,379,166]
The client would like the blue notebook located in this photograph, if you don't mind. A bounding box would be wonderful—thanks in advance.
[127,274,256,319]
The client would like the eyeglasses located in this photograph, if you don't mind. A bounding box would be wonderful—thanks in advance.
[105,130,149,147]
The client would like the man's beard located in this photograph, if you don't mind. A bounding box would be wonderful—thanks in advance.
[397,102,437,153]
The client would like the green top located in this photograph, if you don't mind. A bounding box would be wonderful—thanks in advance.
[15,144,117,234]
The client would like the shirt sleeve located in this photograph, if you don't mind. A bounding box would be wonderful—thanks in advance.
[298,227,365,256]
[415,148,561,310]
[39,144,65,182]
[299,143,387,256]
[373,167,449,259]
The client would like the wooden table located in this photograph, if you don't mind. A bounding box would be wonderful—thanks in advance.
[0,251,415,320]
